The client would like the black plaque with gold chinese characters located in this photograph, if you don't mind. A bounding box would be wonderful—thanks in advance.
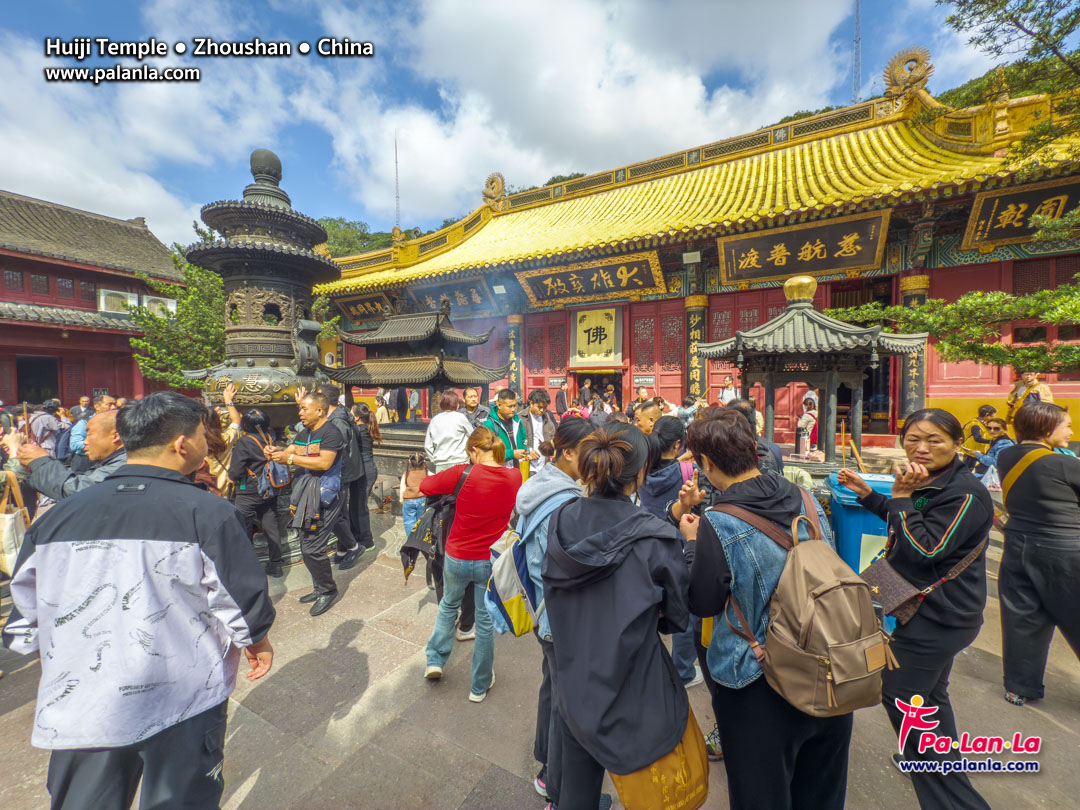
[962,176,1080,251]
[336,293,393,322]
[408,276,495,317]
[516,251,665,307]
[685,297,707,399]
[506,316,523,396]
[718,211,890,285]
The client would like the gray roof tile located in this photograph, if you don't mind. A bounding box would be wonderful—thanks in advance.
[0,301,137,331]
[0,189,179,280]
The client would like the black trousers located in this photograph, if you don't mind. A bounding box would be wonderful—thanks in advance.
[47,701,227,810]
[882,615,990,810]
[1000,529,1080,699]
[348,463,377,547]
[330,487,358,556]
[555,713,606,810]
[432,553,475,632]
[235,493,283,564]
[712,676,852,810]
[299,493,346,596]
[535,638,563,804]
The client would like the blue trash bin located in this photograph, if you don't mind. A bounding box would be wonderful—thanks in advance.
[825,471,897,633]
[824,471,894,574]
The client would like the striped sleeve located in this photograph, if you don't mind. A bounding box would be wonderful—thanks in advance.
[887,491,989,584]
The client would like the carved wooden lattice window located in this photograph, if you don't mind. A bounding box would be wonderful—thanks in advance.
[1013,259,1051,295]
[31,274,49,295]
[739,308,760,331]
[711,310,733,371]
[80,280,96,300]
[767,305,785,321]
[4,270,24,291]
[1055,255,1080,286]
[527,327,545,374]
[57,278,75,298]
[661,315,684,371]
[549,324,568,372]
[633,317,656,372]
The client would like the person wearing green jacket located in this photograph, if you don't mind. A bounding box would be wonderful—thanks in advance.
[482,389,528,468]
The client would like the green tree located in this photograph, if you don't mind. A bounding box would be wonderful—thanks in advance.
[128,251,226,389]
[544,172,585,186]
[317,217,393,257]
[827,275,1080,372]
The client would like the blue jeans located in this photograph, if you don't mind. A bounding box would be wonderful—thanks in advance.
[425,554,494,695]
[402,497,425,539]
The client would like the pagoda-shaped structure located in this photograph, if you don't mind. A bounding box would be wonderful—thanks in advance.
[699,276,927,462]
[322,299,509,409]
[183,148,339,425]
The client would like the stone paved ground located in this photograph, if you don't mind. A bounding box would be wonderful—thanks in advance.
[1,515,1079,809]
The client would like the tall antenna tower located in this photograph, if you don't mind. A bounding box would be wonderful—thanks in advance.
[852,0,862,104]
[394,131,400,229]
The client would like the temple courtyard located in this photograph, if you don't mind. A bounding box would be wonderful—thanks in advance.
[2,516,1078,810]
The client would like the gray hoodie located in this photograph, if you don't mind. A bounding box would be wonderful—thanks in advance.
[515,462,583,641]
[27,449,128,502]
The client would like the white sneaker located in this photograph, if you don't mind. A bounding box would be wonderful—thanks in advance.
[424,665,443,680]
[684,663,705,689]
[456,626,476,641]
[469,671,494,702]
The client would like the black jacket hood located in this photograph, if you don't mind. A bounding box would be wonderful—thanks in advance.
[711,472,805,526]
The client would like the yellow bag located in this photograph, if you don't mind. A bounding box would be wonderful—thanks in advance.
[608,705,709,810]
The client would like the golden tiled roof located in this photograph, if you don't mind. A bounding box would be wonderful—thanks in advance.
[317,57,1075,297]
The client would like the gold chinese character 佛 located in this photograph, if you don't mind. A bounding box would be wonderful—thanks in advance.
[767,243,791,265]
[797,239,827,262]
[994,203,1028,229]
[834,232,862,258]
[1033,195,1069,221]
[738,249,762,270]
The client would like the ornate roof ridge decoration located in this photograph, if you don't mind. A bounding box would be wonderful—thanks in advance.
[336,301,494,346]
[187,238,338,263]
[200,199,327,228]
[698,276,927,359]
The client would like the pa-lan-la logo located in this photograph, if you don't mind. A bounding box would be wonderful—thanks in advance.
[896,694,1042,756]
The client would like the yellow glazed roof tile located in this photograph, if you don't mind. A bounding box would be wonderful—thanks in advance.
[317,118,1056,296]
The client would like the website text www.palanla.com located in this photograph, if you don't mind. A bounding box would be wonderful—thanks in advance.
[898,758,1040,775]
[44,64,200,85]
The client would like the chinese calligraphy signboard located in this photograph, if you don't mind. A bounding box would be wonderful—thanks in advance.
[962,176,1080,251]
[407,276,494,317]
[516,251,665,307]
[506,317,523,396]
[717,211,891,285]
[336,293,393,322]
[685,298,707,399]
[570,308,622,368]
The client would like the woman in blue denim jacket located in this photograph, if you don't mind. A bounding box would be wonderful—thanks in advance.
[513,416,592,806]
[679,409,852,810]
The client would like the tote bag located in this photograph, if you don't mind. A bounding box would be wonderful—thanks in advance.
[1,470,30,575]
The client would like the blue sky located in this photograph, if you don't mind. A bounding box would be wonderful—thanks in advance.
[0,1,1003,249]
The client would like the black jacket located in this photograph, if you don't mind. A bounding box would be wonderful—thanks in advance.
[997,443,1080,537]
[543,493,689,774]
[858,457,992,630]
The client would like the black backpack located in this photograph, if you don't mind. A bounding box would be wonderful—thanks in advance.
[399,466,471,583]
[329,409,362,483]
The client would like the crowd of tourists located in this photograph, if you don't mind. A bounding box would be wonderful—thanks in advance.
[1,371,1078,810]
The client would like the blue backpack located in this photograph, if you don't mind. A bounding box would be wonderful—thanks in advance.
[486,490,578,637]
[54,424,74,462]
[248,430,291,500]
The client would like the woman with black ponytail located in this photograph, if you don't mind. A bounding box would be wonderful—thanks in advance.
[543,423,690,810]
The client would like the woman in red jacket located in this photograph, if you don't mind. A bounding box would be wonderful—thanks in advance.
[422,427,521,702]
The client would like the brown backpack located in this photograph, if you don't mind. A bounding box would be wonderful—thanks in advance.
[714,489,897,718]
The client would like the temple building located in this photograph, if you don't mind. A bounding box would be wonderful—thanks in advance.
[316,48,1080,441]
[0,189,180,404]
